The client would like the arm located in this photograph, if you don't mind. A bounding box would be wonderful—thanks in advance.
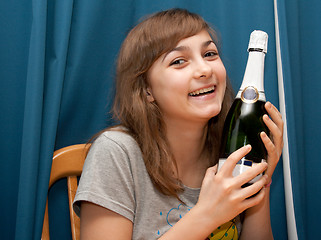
[80,202,133,240]
[159,146,269,240]
[161,102,284,239]
[79,146,269,240]
[78,105,283,239]
[74,133,137,240]
[240,187,273,240]
[79,146,267,240]
[240,102,284,240]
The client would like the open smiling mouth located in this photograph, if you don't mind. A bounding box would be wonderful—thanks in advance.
[188,86,215,97]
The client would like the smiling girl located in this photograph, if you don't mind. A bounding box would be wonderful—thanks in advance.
[73,8,283,240]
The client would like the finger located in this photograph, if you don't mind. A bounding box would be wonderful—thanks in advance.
[219,145,252,175]
[263,114,284,154]
[265,102,284,133]
[234,161,268,187]
[260,132,279,182]
[241,174,268,199]
[261,130,283,163]
[261,131,278,158]
[207,164,218,175]
[203,165,218,179]
[203,164,218,179]
[241,184,267,210]
[263,114,283,141]
[212,164,218,172]
[265,102,281,119]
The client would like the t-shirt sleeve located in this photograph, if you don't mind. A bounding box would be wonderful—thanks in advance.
[73,133,136,222]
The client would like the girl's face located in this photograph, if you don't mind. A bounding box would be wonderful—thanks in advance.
[147,30,227,126]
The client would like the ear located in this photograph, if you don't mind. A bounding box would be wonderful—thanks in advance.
[146,87,155,102]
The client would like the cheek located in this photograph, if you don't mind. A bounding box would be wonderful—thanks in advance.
[217,66,227,96]
[218,69,226,90]
[218,65,227,82]
[151,73,187,98]
[213,59,226,79]
[222,79,227,94]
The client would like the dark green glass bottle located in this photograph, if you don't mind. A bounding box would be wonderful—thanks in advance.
[218,30,269,185]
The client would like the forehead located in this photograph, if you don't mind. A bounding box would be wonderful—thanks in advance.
[174,30,213,47]
[160,31,216,60]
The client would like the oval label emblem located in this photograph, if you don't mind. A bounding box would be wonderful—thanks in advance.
[241,86,259,103]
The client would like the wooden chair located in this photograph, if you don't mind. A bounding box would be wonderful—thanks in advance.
[42,144,91,240]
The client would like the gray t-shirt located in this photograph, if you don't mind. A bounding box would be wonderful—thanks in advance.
[73,129,241,239]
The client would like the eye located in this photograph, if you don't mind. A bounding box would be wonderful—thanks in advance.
[169,58,186,66]
[204,51,219,59]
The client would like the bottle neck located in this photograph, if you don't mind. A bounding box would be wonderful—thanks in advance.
[236,51,266,102]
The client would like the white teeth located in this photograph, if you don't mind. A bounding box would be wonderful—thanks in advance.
[189,86,215,96]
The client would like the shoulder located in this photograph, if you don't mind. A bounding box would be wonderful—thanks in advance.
[86,127,143,169]
[93,127,140,155]
[101,127,137,146]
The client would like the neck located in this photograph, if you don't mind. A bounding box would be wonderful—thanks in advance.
[165,118,210,188]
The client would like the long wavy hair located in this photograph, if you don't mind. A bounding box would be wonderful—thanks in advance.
[101,9,234,200]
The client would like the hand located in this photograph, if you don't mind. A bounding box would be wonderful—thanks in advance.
[261,101,284,183]
[195,145,269,229]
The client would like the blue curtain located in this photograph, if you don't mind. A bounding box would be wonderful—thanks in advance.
[0,0,319,239]
[276,0,321,239]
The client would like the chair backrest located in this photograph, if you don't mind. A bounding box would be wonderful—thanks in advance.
[42,144,91,240]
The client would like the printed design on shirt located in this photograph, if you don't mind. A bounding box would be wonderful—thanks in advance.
[157,204,192,236]
[206,218,238,240]
[166,204,192,227]
[156,205,238,239]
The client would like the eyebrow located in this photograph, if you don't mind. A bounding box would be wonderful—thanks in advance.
[162,40,216,62]
[203,40,215,48]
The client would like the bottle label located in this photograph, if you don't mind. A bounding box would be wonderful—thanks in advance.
[218,158,266,184]
[236,86,266,102]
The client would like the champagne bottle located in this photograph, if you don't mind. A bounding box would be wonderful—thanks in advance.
[218,30,269,186]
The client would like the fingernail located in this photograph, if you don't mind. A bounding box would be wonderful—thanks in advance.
[260,132,267,140]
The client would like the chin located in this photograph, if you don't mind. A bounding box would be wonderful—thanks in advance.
[200,108,222,120]
[209,104,222,117]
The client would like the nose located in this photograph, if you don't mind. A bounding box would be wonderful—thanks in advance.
[193,58,212,79]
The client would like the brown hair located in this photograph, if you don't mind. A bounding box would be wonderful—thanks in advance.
[104,9,234,199]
